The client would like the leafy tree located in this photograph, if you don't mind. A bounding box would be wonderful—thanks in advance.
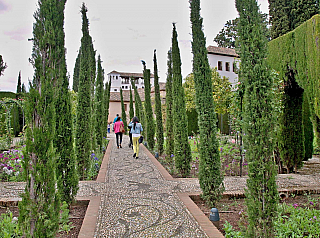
[129,86,134,120]
[190,0,224,206]
[165,49,174,159]
[214,18,239,48]
[120,88,128,134]
[153,50,164,154]
[95,55,104,148]
[171,23,192,177]
[236,0,278,236]
[183,68,232,114]
[75,3,93,180]
[18,0,65,236]
[16,71,22,93]
[142,61,155,150]
[72,50,81,92]
[0,55,7,76]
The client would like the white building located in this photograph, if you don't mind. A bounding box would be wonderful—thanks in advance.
[107,70,154,92]
[207,46,240,85]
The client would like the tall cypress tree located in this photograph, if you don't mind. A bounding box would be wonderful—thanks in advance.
[120,88,128,134]
[19,0,63,235]
[16,71,22,93]
[165,49,174,160]
[132,79,145,137]
[142,61,155,150]
[75,3,93,180]
[53,1,78,205]
[171,23,192,177]
[153,50,164,155]
[190,0,224,206]
[72,50,81,92]
[236,0,278,236]
[22,83,26,93]
[95,55,104,148]
[129,86,134,120]
[104,78,111,127]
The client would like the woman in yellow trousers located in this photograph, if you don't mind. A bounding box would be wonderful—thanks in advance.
[128,117,143,159]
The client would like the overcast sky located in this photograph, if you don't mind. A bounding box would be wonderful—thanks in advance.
[0,0,268,92]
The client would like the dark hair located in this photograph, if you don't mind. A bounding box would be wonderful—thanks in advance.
[132,116,139,130]
[116,114,119,116]
[116,116,121,122]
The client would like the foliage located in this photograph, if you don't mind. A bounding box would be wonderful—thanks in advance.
[184,68,232,115]
[0,55,7,76]
[95,55,104,147]
[129,87,134,120]
[223,221,243,238]
[303,94,314,160]
[0,211,22,237]
[171,23,192,177]
[153,50,164,155]
[142,61,155,150]
[190,0,224,206]
[186,108,199,136]
[75,3,93,180]
[18,0,63,236]
[165,49,174,161]
[131,79,145,137]
[72,51,81,92]
[236,0,278,236]
[268,14,320,165]
[214,18,239,49]
[120,88,128,134]
[104,79,111,126]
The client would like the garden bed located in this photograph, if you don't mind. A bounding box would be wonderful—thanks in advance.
[191,193,320,236]
[0,200,88,238]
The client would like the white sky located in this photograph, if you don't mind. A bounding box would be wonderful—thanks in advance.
[0,0,269,92]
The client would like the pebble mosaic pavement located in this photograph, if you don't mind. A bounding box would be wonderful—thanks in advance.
[1,133,320,237]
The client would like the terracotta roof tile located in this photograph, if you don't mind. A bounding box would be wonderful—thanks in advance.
[207,46,239,57]
[151,82,166,93]
[109,88,146,102]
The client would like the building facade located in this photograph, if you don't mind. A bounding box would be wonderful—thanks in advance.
[207,46,240,86]
[107,71,154,92]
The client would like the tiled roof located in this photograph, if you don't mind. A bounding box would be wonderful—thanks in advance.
[207,46,239,57]
[151,82,166,93]
[109,88,145,102]
[108,70,154,78]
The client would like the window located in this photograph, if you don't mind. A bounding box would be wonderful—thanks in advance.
[114,89,117,92]
[125,86,128,89]
[122,86,125,89]
[116,76,118,80]
[218,61,222,71]
[226,62,230,72]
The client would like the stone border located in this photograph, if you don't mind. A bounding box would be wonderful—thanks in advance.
[96,140,113,182]
[141,144,225,237]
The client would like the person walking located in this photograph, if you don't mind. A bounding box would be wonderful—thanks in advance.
[114,117,124,149]
[129,116,143,159]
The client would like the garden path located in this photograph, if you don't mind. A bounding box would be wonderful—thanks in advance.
[0,133,320,237]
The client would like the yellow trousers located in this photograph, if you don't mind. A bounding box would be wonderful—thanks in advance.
[132,137,140,157]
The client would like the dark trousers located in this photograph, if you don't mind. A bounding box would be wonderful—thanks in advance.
[129,132,133,146]
[116,132,122,147]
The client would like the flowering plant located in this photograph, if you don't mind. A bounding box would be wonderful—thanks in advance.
[0,147,24,182]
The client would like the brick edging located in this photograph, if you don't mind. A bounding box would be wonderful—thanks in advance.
[96,139,113,182]
[177,193,225,238]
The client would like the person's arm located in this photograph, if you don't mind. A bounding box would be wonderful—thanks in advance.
[140,124,143,132]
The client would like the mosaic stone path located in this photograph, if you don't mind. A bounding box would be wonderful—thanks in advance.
[94,135,207,237]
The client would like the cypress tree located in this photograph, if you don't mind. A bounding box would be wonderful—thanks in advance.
[171,23,192,177]
[236,0,278,236]
[165,49,174,160]
[72,50,81,92]
[120,88,128,134]
[75,3,93,180]
[153,50,164,155]
[16,71,22,93]
[190,0,224,206]
[95,55,104,148]
[22,83,26,93]
[53,1,78,205]
[19,0,63,236]
[0,55,7,76]
[142,61,155,150]
[104,79,111,128]
[131,79,145,137]
[129,86,134,120]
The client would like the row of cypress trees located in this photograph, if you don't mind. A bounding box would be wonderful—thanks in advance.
[19,2,111,236]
